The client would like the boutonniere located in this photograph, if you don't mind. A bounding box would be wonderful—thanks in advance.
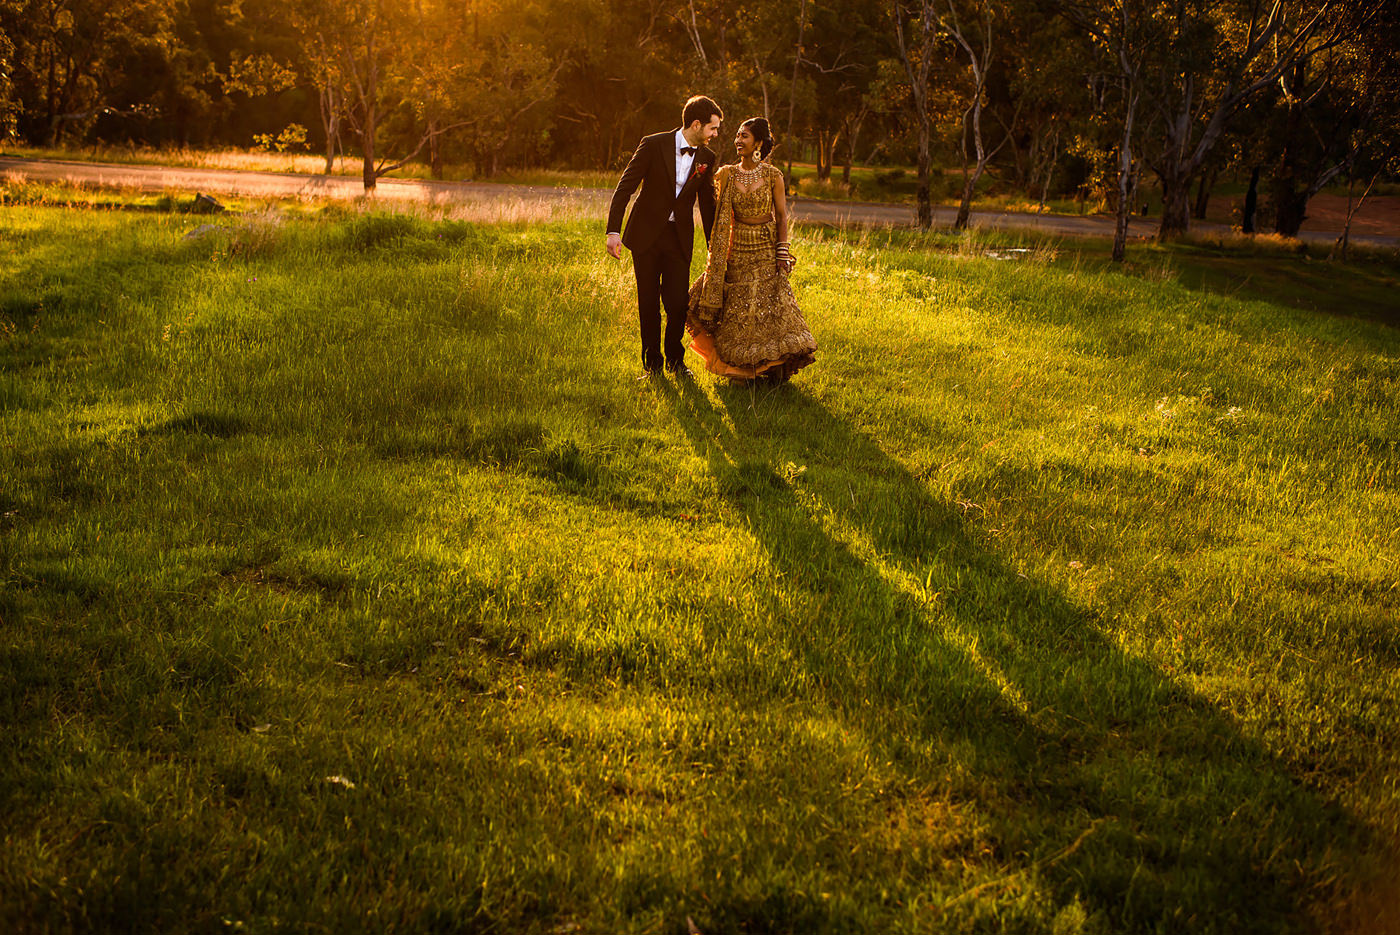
[694,163,710,176]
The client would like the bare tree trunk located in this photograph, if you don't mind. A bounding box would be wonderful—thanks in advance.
[954,105,985,229]
[361,105,377,191]
[352,25,380,192]
[955,169,979,228]
[1273,186,1309,237]
[915,134,932,228]
[1192,163,1218,220]
[945,0,996,231]
[785,0,808,177]
[320,83,340,175]
[428,119,443,179]
[357,47,378,191]
[894,0,937,230]
[1037,124,1059,214]
[1270,82,1308,237]
[1014,120,1034,192]
[816,128,840,181]
[1242,166,1260,233]
[1112,88,1139,263]
[841,106,867,188]
[44,49,58,145]
[1159,175,1191,237]
[1330,170,1378,262]
[682,0,708,66]
[754,52,771,119]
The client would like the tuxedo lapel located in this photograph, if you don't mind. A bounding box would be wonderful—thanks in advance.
[665,128,679,189]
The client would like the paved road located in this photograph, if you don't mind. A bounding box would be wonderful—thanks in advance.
[4,155,1395,248]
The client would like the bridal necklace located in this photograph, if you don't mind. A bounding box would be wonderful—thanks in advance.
[733,158,764,187]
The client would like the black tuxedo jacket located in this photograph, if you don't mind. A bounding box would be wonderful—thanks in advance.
[607,130,717,258]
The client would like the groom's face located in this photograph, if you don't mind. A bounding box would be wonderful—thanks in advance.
[688,115,721,149]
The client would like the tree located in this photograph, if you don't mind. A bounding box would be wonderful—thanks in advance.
[1059,0,1158,261]
[288,0,471,191]
[942,0,1014,230]
[1140,0,1374,240]
[1,0,177,145]
[414,0,559,178]
[548,0,692,169]
[796,0,885,184]
[1265,7,1398,236]
[893,0,940,229]
[0,4,19,141]
[291,18,349,174]
[1001,8,1085,201]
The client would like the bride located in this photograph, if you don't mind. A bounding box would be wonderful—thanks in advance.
[686,117,817,383]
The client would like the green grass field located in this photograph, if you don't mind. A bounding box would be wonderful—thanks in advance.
[2,187,1398,933]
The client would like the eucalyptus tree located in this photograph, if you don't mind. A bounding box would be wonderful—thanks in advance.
[1331,135,1399,260]
[279,4,348,173]
[0,0,177,144]
[893,0,941,228]
[311,0,406,190]
[1058,0,1159,260]
[1264,6,1399,236]
[1138,0,1380,240]
[547,0,695,168]
[999,7,1094,210]
[941,0,1014,229]
[285,0,475,190]
[795,0,887,182]
[0,9,18,141]
[419,0,561,177]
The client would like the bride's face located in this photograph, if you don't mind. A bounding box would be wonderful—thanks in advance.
[734,127,756,157]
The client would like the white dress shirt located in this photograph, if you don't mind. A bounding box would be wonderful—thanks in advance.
[670,128,695,222]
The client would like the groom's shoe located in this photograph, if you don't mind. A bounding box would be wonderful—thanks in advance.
[666,361,694,379]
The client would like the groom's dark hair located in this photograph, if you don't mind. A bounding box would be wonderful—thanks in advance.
[682,95,723,129]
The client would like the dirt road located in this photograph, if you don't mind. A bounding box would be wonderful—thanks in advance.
[4,155,1395,248]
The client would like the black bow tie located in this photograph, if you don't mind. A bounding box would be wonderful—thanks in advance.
[680,145,696,156]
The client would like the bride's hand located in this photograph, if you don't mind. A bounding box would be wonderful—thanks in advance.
[775,243,795,274]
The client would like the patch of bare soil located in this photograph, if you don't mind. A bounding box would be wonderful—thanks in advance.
[1296,193,1400,237]
[1208,193,1400,237]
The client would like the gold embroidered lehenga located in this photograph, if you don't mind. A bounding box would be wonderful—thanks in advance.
[686,162,817,381]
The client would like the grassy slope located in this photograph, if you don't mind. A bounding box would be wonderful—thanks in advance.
[1,198,1398,934]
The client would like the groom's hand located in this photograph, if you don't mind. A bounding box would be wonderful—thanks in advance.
[606,233,623,259]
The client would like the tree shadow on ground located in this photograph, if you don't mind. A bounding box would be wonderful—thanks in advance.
[660,375,1365,933]
[1052,238,1400,331]
[1166,248,1400,330]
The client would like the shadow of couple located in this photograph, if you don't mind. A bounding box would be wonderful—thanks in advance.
[653,374,1367,931]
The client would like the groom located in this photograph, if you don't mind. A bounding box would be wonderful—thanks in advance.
[606,95,722,376]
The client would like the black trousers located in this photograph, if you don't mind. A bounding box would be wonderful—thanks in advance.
[631,222,689,370]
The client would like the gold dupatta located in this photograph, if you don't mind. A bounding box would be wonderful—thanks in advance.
[697,166,734,310]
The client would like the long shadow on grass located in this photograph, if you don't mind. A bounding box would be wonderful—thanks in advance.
[1165,247,1400,330]
[661,376,1360,933]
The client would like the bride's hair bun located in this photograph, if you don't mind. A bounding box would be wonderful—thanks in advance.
[740,117,776,160]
